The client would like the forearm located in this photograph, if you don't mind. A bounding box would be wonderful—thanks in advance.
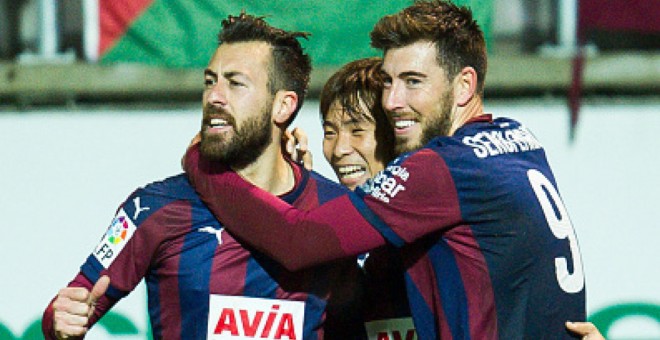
[185,145,386,270]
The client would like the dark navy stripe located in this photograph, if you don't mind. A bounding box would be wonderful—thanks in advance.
[429,240,471,340]
[404,272,438,340]
[349,192,406,247]
[145,268,162,339]
[178,205,217,340]
[244,256,279,298]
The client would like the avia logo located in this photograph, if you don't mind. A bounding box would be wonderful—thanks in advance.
[207,295,305,340]
[374,330,416,340]
[365,317,417,340]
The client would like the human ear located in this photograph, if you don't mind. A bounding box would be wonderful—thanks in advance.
[455,67,477,106]
[273,90,298,124]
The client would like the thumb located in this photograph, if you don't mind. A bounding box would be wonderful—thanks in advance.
[88,275,110,305]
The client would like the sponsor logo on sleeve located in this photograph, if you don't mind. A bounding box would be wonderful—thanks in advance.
[365,317,417,340]
[362,165,409,203]
[92,208,137,268]
[207,295,305,340]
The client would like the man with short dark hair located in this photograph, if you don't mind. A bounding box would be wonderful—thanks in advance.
[42,12,362,339]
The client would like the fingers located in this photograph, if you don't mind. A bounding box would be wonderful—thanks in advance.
[565,321,605,340]
[53,289,93,338]
[284,129,298,160]
[53,277,110,338]
[53,308,89,338]
[301,149,313,170]
[291,127,309,154]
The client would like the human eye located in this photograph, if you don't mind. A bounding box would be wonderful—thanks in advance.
[323,128,337,139]
[228,79,245,88]
[204,76,216,88]
[352,125,366,135]
[382,76,392,89]
[405,77,422,87]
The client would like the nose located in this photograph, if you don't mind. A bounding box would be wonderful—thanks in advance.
[205,81,228,107]
[383,82,404,112]
[333,131,354,158]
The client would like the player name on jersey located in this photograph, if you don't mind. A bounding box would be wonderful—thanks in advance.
[207,295,305,340]
[462,124,542,158]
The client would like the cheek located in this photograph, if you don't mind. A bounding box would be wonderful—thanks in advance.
[357,140,380,171]
[322,140,333,162]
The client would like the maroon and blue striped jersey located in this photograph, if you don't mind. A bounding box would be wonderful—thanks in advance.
[184,116,587,339]
[43,162,363,340]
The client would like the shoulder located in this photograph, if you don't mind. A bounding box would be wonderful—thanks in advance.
[121,173,203,224]
[135,173,196,198]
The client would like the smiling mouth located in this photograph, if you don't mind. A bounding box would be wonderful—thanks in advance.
[336,165,367,180]
[209,118,230,128]
[394,119,416,130]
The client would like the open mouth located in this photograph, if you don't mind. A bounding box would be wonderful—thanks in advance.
[336,164,367,180]
[394,119,417,130]
[209,118,230,128]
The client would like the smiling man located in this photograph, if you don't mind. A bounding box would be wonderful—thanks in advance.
[184,1,588,339]
[320,57,395,191]
[42,12,363,340]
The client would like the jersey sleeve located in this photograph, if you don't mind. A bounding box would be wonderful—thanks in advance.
[79,189,172,300]
[184,144,461,271]
[43,185,176,339]
[357,148,463,245]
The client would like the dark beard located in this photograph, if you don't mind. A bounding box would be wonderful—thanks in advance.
[200,106,273,170]
[394,88,454,155]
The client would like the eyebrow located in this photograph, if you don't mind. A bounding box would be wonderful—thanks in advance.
[323,116,366,129]
[204,69,216,78]
[203,69,249,82]
[398,71,427,79]
[223,71,247,80]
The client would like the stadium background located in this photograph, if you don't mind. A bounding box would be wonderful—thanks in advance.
[1,0,659,339]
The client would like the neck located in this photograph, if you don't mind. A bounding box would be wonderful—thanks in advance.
[234,135,295,196]
[449,95,484,136]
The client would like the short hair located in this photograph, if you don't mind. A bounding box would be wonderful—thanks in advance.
[320,57,395,163]
[370,0,487,94]
[218,12,312,123]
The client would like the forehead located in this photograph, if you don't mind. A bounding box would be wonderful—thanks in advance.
[381,40,443,77]
[207,41,272,77]
[324,99,375,125]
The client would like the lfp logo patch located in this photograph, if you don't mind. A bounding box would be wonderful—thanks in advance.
[107,215,130,244]
[93,208,137,268]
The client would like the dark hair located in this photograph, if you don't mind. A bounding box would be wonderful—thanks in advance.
[320,57,395,163]
[370,0,487,94]
[218,12,312,123]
